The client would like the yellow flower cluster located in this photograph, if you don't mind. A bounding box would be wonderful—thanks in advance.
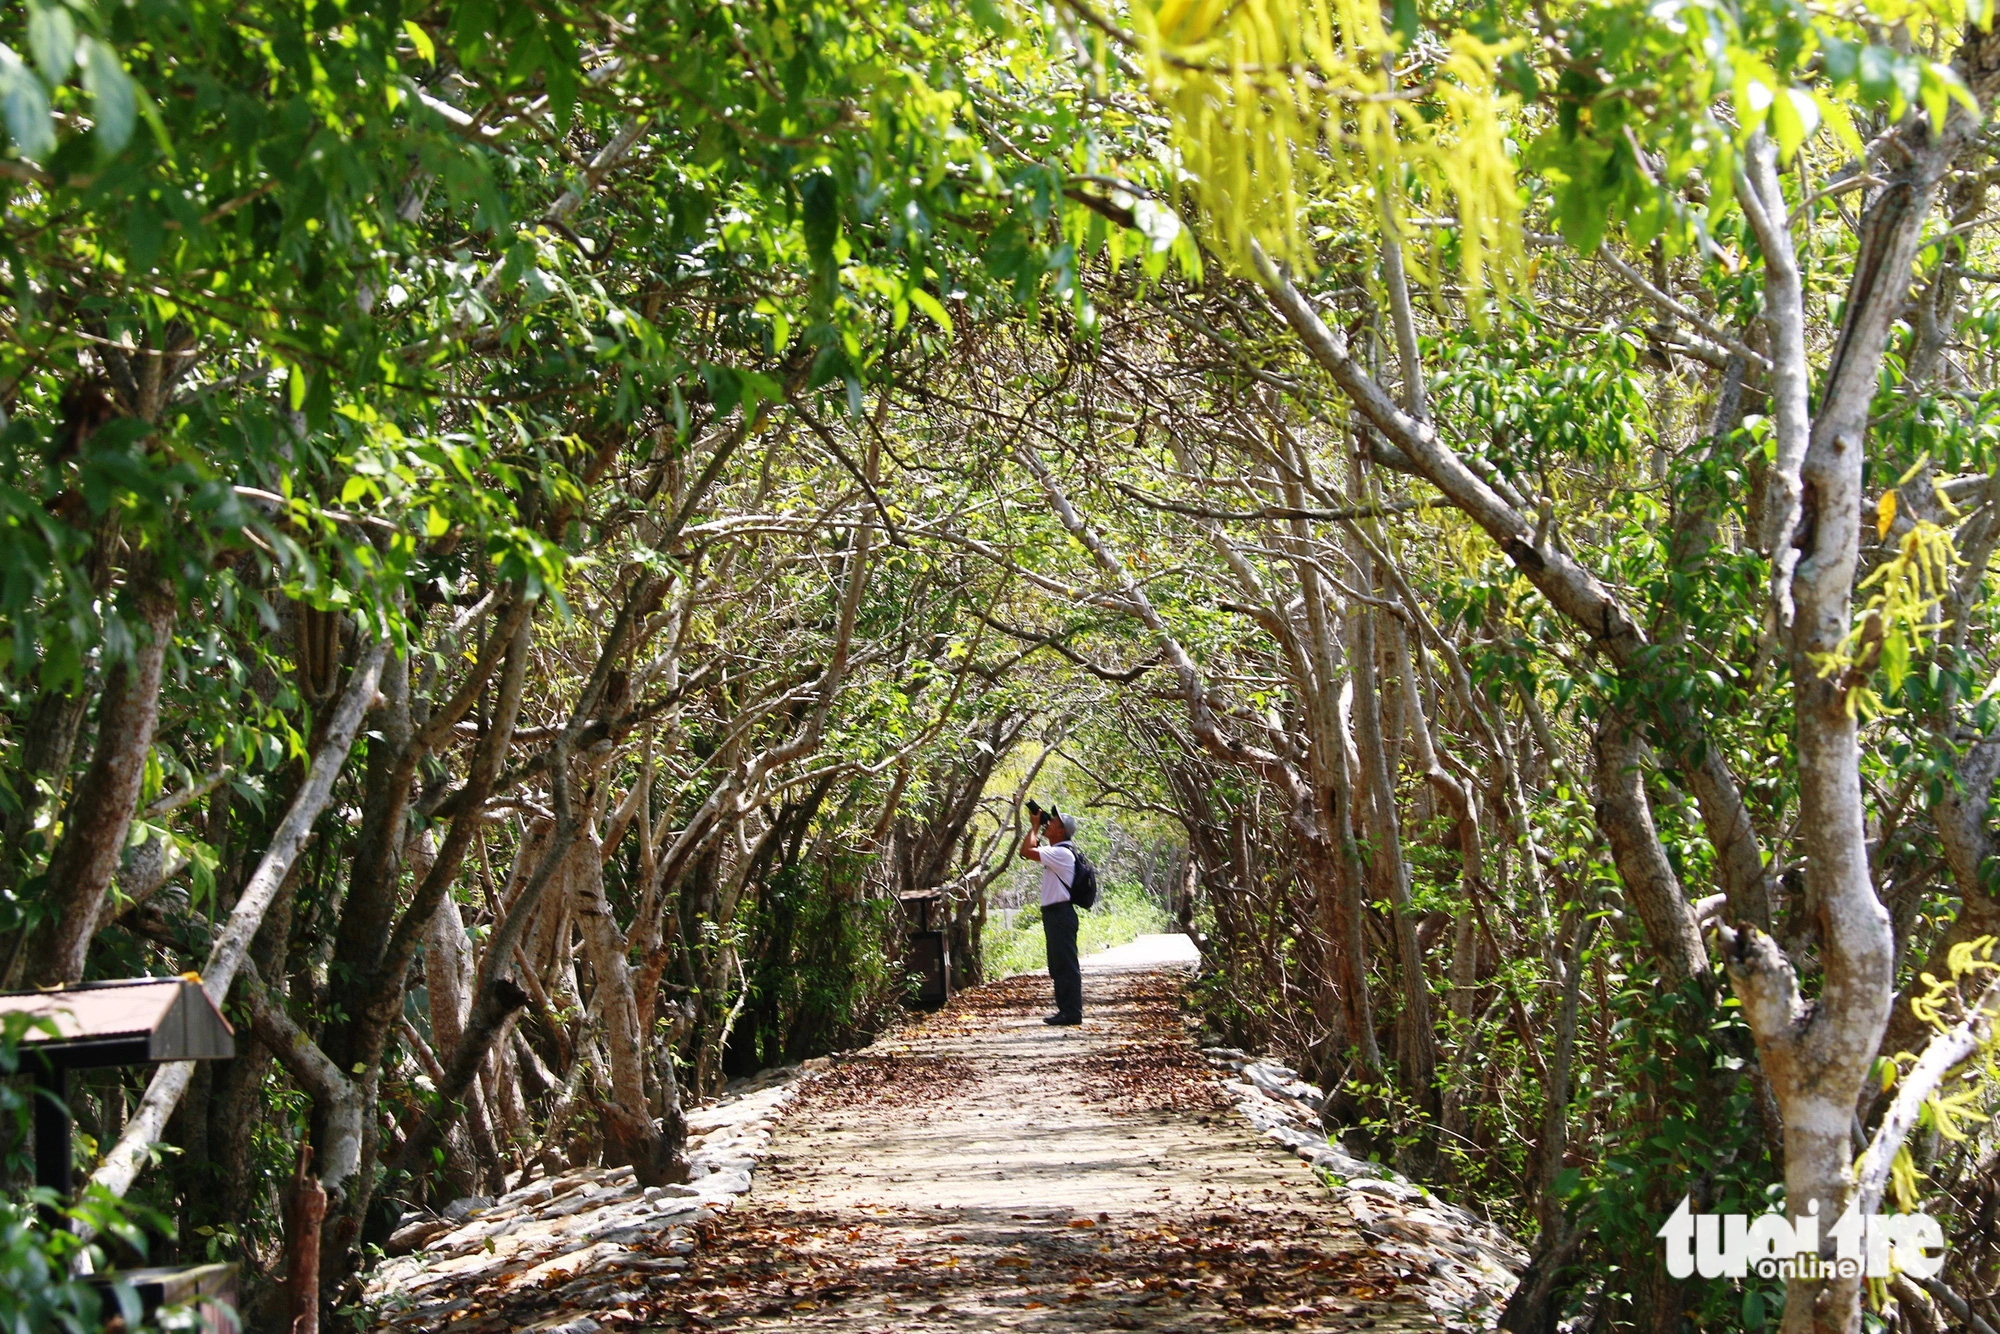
[1130,0,1521,301]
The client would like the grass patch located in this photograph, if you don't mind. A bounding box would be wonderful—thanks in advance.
[983,882,1170,979]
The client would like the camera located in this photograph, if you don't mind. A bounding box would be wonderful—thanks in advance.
[1026,798,1042,821]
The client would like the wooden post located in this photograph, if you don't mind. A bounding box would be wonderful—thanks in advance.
[32,1060,69,1230]
[287,1146,325,1334]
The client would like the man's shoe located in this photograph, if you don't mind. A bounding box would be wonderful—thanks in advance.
[1044,1013,1083,1026]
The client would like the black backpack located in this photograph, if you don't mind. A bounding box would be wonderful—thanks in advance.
[1057,841,1099,909]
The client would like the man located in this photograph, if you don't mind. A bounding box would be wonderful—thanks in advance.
[1020,805,1083,1026]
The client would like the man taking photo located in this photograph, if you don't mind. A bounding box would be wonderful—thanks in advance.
[1020,802,1083,1026]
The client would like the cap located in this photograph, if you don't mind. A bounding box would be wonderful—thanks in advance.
[1056,810,1078,840]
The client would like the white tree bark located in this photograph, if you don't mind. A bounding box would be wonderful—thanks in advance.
[1855,977,2000,1215]
[86,640,388,1205]
[1252,241,1774,928]
[1735,134,1813,631]
[1718,57,1990,1330]
[570,818,669,1180]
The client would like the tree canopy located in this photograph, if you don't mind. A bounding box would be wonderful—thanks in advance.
[3,0,2000,1330]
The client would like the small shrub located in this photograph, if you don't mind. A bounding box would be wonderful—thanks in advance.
[0,1017,160,1333]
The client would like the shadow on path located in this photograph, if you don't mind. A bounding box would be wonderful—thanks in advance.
[670,947,1440,1332]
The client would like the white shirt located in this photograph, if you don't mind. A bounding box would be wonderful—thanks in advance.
[1038,843,1077,907]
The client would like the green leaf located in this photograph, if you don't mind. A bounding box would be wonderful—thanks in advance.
[1922,72,1950,139]
[1857,45,1897,105]
[24,2,73,88]
[288,364,307,412]
[1392,0,1420,47]
[1892,52,1923,110]
[125,201,165,269]
[967,0,1011,32]
[1926,62,1979,122]
[800,171,839,272]
[1732,58,1777,143]
[133,80,170,157]
[1820,35,1858,85]
[1770,87,1817,160]
[738,370,782,413]
[907,287,953,334]
[755,298,792,351]
[79,38,135,157]
[1882,626,1911,694]
[0,43,56,162]
[498,236,539,288]
[1815,90,1865,156]
[403,20,437,65]
[701,363,743,417]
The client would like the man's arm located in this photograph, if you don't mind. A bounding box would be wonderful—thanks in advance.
[1020,822,1043,863]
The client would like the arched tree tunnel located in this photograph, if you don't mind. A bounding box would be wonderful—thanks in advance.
[3,3,2000,1333]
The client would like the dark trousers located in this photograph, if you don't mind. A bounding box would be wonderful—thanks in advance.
[1043,901,1083,1018]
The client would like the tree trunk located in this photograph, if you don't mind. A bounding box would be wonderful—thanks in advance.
[0,684,91,913]
[392,791,579,1179]
[1591,722,1709,987]
[572,823,680,1184]
[35,576,175,986]
[1350,598,1438,1125]
[82,640,387,1212]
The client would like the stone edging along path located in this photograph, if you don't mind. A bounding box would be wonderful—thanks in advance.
[365,1069,809,1331]
[365,934,1524,1332]
[1200,1049,1525,1329]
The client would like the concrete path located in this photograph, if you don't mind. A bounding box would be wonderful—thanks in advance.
[670,938,1442,1331]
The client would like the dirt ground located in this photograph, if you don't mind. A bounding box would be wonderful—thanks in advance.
[666,957,1442,1332]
